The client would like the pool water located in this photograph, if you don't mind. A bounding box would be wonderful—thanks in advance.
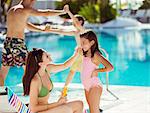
[0,29,150,87]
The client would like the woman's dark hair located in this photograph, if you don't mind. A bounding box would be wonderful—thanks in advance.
[23,48,44,96]
[75,15,85,26]
[80,30,102,57]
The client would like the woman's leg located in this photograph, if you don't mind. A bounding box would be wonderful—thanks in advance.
[66,100,83,113]
[38,100,83,113]
[88,86,102,113]
[38,104,72,113]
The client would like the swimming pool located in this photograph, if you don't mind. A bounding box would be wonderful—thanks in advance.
[0,28,150,87]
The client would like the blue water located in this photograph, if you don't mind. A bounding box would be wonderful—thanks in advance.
[0,29,150,87]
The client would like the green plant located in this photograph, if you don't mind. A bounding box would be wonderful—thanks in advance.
[55,0,117,23]
[100,4,117,23]
[55,0,87,15]
[78,3,100,23]
[139,0,150,9]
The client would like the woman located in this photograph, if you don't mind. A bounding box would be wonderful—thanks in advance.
[22,48,83,113]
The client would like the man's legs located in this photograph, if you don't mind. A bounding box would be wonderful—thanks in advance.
[0,65,10,86]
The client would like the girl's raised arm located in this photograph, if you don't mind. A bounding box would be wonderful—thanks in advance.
[46,48,81,73]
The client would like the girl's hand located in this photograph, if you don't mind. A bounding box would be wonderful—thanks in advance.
[91,69,98,77]
[75,47,83,56]
[58,97,67,105]
[63,4,70,13]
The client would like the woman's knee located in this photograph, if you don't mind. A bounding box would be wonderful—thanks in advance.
[76,100,84,110]
[67,100,83,111]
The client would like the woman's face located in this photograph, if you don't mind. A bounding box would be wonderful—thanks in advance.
[80,38,93,52]
[42,52,52,65]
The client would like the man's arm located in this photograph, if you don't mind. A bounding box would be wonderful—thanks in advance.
[30,9,66,16]
[26,5,66,17]
[26,6,66,16]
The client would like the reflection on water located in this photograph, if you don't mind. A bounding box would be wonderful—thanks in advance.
[117,30,148,61]
[0,29,150,86]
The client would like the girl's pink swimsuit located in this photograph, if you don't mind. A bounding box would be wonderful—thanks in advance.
[81,57,103,91]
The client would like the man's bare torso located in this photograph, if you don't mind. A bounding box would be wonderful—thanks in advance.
[6,4,30,39]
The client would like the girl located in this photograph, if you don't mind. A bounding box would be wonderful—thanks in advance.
[22,48,83,113]
[63,30,114,113]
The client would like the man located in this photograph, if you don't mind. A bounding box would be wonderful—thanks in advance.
[0,0,67,86]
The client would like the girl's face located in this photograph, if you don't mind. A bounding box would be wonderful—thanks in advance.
[42,52,52,65]
[80,38,94,52]
[28,0,35,7]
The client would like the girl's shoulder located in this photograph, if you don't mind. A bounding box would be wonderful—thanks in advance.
[93,51,105,63]
[94,51,103,58]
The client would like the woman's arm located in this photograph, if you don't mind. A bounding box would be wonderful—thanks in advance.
[26,22,45,32]
[29,78,64,112]
[45,27,76,36]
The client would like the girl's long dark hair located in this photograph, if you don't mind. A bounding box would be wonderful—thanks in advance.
[23,48,44,96]
[80,30,102,57]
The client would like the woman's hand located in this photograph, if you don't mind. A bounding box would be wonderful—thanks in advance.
[57,97,67,105]
[91,69,98,77]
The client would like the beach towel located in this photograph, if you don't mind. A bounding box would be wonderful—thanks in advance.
[7,87,32,113]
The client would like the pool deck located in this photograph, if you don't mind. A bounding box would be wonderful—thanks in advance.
[0,83,150,113]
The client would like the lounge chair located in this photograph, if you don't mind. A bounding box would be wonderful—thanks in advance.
[146,9,150,17]
[134,10,146,18]
[146,9,150,23]
[28,16,47,25]
[121,10,131,17]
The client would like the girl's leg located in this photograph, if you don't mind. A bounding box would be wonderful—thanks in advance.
[88,86,102,113]
[84,89,90,105]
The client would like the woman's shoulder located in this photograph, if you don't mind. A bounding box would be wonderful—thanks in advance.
[30,74,40,87]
